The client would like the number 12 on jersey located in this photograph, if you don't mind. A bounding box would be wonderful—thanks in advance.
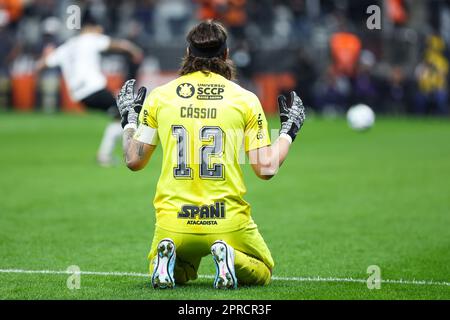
[172,125,225,180]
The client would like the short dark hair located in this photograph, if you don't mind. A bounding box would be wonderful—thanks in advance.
[179,21,236,80]
[81,10,101,28]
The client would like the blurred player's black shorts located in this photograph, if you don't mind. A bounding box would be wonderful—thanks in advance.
[81,89,119,119]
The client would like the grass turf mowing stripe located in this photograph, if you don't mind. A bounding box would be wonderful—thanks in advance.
[1,268,449,287]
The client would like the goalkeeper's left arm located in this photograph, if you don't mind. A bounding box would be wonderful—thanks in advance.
[248,91,306,180]
[117,80,156,171]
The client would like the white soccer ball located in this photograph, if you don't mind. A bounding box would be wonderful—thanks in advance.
[346,104,375,131]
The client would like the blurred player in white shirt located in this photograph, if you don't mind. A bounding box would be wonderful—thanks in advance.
[37,15,143,166]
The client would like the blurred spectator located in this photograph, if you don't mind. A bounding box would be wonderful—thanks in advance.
[387,0,408,26]
[0,25,18,108]
[223,0,247,40]
[292,48,317,109]
[0,23,20,72]
[0,0,24,27]
[196,0,247,40]
[1,0,450,117]
[381,66,410,114]
[246,0,275,37]
[153,0,191,44]
[414,35,449,115]
[353,50,378,109]
[0,0,23,109]
[232,39,254,85]
[330,32,361,77]
[196,0,223,20]
[134,0,156,36]
[315,66,352,114]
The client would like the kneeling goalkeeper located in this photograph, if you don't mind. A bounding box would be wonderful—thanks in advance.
[116,21,306,289]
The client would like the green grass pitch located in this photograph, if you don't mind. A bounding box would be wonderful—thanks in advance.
[0,111,449,300]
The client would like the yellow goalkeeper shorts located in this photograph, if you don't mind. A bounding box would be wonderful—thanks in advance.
[148,223,275,285]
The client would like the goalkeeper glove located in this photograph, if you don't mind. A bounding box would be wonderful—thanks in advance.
[116,79,147,129]
[277,91,306,143]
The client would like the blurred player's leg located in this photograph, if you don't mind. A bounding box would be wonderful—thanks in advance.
[81,89,122,166]
[97,121,122,166]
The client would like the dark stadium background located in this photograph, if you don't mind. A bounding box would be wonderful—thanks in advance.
[1,0,449,117]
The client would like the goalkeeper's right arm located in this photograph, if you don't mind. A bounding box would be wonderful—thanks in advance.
[122,128,155,171]
[117,79,156,171]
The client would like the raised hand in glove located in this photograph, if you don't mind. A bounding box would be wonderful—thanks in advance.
[116,79,147,129]
[277,91,306,143]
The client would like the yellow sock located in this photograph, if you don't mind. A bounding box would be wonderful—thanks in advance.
[234,250,272,286]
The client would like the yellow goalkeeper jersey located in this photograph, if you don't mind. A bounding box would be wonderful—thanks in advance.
[137,71,271,233]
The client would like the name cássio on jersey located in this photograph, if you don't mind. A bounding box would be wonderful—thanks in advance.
[181,105,217,119]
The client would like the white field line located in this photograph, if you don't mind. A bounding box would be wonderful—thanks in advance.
[0,268,449,287]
